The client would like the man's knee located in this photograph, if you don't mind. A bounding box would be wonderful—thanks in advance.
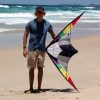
[29,67,34,72]
[38,67,43,72]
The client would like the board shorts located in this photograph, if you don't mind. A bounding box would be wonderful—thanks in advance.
[27,50,45,69]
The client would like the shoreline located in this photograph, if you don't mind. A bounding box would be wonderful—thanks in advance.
[0,31,100,49]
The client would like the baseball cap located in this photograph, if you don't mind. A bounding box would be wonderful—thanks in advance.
[35,6,45,13]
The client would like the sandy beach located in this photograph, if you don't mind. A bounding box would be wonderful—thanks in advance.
[1,3,100,100]
[0,33,100,100]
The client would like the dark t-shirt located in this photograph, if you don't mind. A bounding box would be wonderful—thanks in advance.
[36,20,44,44]
[25,19,53,51]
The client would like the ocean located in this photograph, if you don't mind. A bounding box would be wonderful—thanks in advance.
[0,4,100,48]
[0,5,100,25]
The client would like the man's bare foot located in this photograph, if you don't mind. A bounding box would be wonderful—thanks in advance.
[24,89,34,93]
[37,88,43,93]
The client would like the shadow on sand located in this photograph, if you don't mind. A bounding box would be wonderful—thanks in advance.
[41,88,78,93]
[24,88,78,94]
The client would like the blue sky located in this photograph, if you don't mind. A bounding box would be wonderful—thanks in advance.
[0,0,100,5]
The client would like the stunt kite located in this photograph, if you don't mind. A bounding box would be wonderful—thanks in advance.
[46,12,84,92]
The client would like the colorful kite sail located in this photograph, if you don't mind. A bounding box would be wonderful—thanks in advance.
[46,12,84,92]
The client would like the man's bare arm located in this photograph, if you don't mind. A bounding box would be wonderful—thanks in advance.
[23,30,29,49]
[23,30,29,57]
[49,31,56,39]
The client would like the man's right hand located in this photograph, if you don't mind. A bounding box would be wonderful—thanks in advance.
[23,48,28,57]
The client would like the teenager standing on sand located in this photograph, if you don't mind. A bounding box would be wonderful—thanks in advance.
[23,6,55,93]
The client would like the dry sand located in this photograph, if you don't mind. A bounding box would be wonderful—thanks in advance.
[0,34,100,100]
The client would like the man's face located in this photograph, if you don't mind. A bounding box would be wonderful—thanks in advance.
[35,11,45,19]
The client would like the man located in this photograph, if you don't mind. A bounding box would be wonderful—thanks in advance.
[23,6,55,93]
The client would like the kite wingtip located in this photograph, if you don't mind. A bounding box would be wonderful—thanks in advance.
[77,90,80,93]
[75,87,79,93]
[75,88,80,93]
[80,11,85,16]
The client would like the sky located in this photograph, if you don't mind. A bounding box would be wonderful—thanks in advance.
[0,0,100,5]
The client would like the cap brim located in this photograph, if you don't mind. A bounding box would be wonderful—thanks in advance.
[35,10,45,13]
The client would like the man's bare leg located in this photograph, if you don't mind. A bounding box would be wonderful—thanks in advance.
[37,67,43,91]
[24,68,34,93]
[29,68,34,91]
